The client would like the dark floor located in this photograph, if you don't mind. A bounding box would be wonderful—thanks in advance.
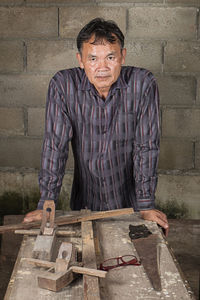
[0,218,199,300]
[167,219,200,300]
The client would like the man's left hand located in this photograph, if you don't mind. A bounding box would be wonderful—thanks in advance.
[140,209,169,237]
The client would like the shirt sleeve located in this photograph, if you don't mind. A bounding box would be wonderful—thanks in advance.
[133,75,160,211]
[37,77,73,210]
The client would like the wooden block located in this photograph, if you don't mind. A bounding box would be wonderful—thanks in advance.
[32,231,56,261]
[38,269,76,292]
[37,266,106,292]
[81,220,101,300]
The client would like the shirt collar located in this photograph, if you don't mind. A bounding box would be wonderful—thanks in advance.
[79,69,128,92]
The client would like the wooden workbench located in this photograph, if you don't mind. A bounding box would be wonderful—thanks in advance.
[4,212,193,300]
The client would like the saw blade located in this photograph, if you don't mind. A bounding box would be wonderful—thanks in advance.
[132,233,162,291]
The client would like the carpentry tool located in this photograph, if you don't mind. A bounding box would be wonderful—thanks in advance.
[32,200,56,261]
[24,242,107,292]
[129,224,162,291]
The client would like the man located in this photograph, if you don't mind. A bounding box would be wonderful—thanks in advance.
[24,18,169,236]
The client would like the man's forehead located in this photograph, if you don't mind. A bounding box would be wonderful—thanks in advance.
[81,36,121,52]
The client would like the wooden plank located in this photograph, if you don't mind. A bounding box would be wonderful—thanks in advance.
[82,220,101,300]
[71,266,106,278]
[15,229,80,237]
[22,258,107,278]
[22,257,55,269]
[0,208,134,233]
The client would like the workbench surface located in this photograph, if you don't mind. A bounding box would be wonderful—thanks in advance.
[4,213,193,300]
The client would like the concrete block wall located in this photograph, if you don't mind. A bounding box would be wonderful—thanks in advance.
[0,0,200,218]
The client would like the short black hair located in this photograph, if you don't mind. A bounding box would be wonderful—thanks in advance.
[76,18,124,53]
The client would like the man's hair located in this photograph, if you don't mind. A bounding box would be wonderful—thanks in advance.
[77,18,124,53]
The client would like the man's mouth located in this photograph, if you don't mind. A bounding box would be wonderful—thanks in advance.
[95,75,110,80]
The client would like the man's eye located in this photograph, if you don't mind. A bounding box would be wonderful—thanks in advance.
[89,57,96,61]
[108,56,115,60]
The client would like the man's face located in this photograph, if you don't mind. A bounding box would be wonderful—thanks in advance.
[76,36,126,99]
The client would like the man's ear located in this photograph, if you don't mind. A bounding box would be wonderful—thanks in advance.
[76,52,84,69]
[121,48,127,65]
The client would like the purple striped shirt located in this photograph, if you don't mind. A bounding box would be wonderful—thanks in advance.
[37,66,160,211]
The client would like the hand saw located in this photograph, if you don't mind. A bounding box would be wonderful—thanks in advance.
[129,224,162,291]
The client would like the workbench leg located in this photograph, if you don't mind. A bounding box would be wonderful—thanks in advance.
[82,221,101,300]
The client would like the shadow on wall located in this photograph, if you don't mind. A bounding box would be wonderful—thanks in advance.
[0,190,70,226]
[155,199,189,219]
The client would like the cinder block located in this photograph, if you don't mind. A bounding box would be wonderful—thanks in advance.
[159,138,193,170]
[0,7,58,38]
[0,136,74,169]
[125,41,162,72]
[0,171,23,195]
[0,41,23,73]
[0,0,23,3]
[0,137,42,169]
[27,0,90,2]
[162,108,200,138]
[60,7,126,38]
[197,78,200,105]
[98,0,162,2]
[157,75,196,106]
[156,173,200,219]
[164,42,200,73]
[27,40,78,72]
[28,108,45,136]
[166,0,199,4]
[23,172,39,193]
[127,7,196,40]
[195,142,200,169]
[0,108,24,136]
[23,171,73,210]
[0,74,51,107]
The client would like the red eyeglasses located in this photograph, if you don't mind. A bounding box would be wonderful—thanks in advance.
[99,255,141,271]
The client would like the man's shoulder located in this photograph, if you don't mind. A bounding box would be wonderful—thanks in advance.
[50,67,84,90]
[52,67,83,82]
[122,66,155,82]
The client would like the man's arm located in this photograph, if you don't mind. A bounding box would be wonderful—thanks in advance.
[133,74,169,235]
[24,75,73,223]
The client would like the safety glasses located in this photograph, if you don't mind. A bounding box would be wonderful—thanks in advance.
[99,255,140,271]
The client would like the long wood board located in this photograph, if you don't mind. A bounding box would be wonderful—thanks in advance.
[0,208,134,233]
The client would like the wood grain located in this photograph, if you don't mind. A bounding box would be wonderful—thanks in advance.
[82,220,101,300]
[0,208,134,233]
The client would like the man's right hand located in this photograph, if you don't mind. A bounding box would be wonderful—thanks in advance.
[23,210,43,223]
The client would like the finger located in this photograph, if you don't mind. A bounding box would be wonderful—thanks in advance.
[23,210,42,223]
[155,210,168,222]
[155,215,169,234]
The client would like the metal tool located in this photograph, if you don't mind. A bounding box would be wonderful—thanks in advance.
[129,224,162,291]
[32,200,56,261]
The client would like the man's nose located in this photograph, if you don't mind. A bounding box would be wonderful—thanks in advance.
[97,59,108,69]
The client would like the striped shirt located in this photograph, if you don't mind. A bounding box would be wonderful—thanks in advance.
[37,66,160,211]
